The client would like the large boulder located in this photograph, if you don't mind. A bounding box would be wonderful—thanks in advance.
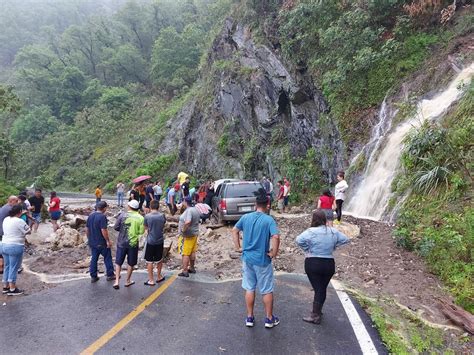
[47,226,87,249]
[62,214,87,229]
[334,222,360,239]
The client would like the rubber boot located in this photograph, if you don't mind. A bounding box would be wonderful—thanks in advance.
[303,302,322,324]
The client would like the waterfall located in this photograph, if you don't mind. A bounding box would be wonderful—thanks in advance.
[346,63,474,221]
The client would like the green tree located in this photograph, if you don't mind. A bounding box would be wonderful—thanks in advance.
[151,25,204,93]
[10,105,59,143]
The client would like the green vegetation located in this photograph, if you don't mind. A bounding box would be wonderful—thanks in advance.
[0,0,234,191]
[276,147,324,203]
[0,179,17,205]
[278,1,454,143]
[356,294,446,353]
[394,82,474,312]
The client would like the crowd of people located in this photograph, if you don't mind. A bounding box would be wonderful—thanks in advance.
[0,171,351,330]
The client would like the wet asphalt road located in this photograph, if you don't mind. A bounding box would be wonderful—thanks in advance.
[0,273,385,354]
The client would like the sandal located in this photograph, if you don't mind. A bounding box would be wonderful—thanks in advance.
[144,281,155,286]
[113,284,120,290]
[124,281,135,287]
[156,277,166,283]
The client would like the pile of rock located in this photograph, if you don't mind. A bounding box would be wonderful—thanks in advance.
[45,226,87,250]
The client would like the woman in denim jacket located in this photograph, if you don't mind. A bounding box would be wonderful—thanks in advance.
[296,210,350,324]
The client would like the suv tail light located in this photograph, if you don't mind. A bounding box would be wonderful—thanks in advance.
[219,199,227,210]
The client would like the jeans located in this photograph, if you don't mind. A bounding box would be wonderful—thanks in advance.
[242,261,274,294]
[95,198,101,210]
[2,243,24,284]
[304,257,335,309]
[117,192,124,207]
[154,194,161,202]
[90,246,114,278]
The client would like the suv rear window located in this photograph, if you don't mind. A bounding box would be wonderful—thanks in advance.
[224,183,262,198]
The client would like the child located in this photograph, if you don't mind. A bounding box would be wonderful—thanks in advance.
[317,188,335,227]
[334,171,349,224]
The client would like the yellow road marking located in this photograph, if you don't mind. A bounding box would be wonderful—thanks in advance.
[81,275,177,355]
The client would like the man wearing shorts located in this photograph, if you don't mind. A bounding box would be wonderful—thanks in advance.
[28,189,45,233]
[113,199,144,289]
[86,201,115,283]
[144,200,166,286]
[177,196,200,277]
[232,188,280,329]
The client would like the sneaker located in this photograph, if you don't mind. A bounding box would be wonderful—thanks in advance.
[264,316,280,328]
[2,287,9,294]
[106,275,116,281]
[188,267,196,274]
[334,220,341,225]
[245,316,255,327]
[178,272,189,278]
[91,277,100,283]
[7,288,24,296]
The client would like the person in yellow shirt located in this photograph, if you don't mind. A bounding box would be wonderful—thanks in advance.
[177,171,189,185]
[95,185,102,210]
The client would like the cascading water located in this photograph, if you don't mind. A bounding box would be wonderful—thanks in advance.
[346,63,474,221]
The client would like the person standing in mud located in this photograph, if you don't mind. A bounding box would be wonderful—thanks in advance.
[166,184,179,216]
[2,204,30,296]
[0,196,19,275]
[232,188,280,329]
[95,185,103,209]
[113,200,144,289]
[86,201,115,283]
[334,171,348,224]
[116,181,125,208]
[177,196,200,277]
[137,183,146,211]
[29,189,45,232]
[48,191,61,232]
[317,188,336,227]
[295,210,349,325]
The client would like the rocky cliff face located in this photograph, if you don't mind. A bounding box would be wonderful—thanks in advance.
[161,19,344,182]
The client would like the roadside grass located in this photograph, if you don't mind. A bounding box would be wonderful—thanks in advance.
[354,293,452,354]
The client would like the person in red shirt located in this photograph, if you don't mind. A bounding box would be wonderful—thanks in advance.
[317,188,335,226]
[49,191,61,232]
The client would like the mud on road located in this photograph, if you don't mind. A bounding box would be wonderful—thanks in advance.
[2,197,471,352]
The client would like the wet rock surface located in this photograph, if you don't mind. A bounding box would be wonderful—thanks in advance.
[160,19,344,181]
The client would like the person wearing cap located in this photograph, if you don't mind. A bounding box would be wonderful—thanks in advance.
[177,196,201,277]
[232,188,281,329]
[113,199,145,289]
[86,201,115,283]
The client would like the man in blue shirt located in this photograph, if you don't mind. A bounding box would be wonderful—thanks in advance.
[232,189,280,329]
[86,201,115,283]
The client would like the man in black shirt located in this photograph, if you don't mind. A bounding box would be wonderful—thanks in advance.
[28,189,45,233]
[182,177,191,197]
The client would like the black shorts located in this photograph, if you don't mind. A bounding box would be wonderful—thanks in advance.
[144,242,164,263]
[115,246,139,266]
[145,199,152,208]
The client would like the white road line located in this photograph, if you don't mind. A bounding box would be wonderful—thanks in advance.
[332,280,378,355]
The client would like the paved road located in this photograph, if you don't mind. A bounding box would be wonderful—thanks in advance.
[0,273,385,354]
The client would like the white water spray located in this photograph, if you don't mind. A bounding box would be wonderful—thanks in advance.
[346,63,474,220]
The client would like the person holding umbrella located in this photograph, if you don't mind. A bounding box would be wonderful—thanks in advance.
[131,175,151,211]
